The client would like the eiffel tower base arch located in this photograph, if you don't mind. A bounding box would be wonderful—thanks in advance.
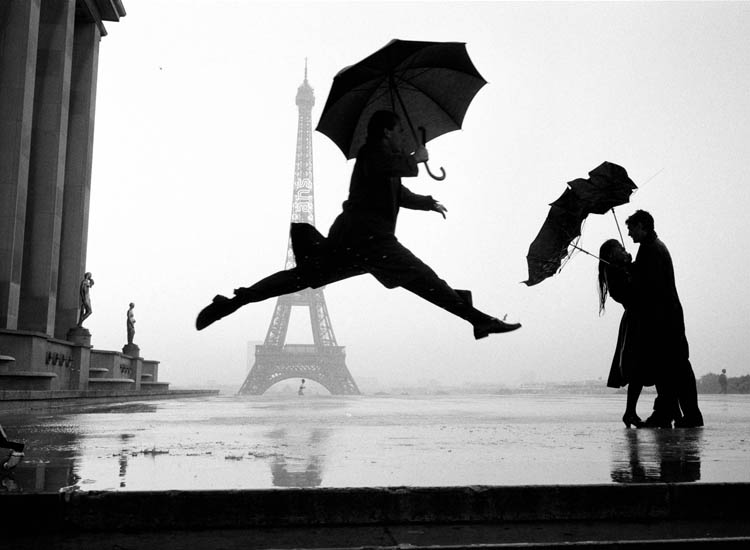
[240,344,359,395]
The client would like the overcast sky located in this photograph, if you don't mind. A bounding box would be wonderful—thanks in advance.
[85,1,750,391]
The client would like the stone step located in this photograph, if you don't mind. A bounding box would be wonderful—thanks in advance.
[6,531,750,549]
[4,484,749,535]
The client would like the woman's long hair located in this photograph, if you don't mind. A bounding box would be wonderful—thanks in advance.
[598,239,623,315]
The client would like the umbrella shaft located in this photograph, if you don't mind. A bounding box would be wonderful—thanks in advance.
[612,209,625,245]
[389,76,420,143]
[570,243,608,264]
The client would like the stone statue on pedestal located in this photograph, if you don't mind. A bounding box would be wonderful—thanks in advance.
[67,272,94,345]
[126,302,136,345]
[77,272,94,326]
[122,302,139,357]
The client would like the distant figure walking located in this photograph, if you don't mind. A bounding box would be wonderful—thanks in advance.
[77,272,94,326]
[598,239,650,428]
[719,369,728,394]
[196,110,520,340]
[626,210,703,428]
[298,379,305,396]
[126,303,136,345]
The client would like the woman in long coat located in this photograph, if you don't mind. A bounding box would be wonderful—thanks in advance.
[598,239,653,427]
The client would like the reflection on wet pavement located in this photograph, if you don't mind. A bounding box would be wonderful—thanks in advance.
[0,394,748,493]
[269,428,328,487]
[1,427,78,492]
[611,428,702,483]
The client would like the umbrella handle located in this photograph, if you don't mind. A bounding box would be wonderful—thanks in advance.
[425,163,446,181]
[419,127,446,181]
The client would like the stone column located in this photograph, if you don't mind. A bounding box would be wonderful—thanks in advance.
[0,1,40,330]
[56,21,101,339]
[18,0,75,336]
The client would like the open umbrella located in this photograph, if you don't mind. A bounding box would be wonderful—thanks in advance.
[524,161,637,286]
[315,39,487,180]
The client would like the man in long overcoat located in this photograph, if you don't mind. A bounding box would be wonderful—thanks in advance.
[197,110,520,339]
[626,210,703,428]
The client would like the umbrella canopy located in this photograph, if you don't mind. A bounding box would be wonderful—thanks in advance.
[524,162,637,286]
[316,39,487,161]
[567,161,637,215]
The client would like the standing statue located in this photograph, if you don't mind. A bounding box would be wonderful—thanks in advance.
[77,272,94,326]
[126,302,136,345]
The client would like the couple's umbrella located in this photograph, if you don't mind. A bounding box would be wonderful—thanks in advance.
[524,161,637,286]
[316,39,487,180]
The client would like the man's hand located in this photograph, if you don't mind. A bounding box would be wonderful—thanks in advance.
[433,201,447,219]
[413,146,429,164]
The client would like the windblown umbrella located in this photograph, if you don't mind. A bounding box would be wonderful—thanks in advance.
[567,162,637,215]
[316,39,487,180]
[524,161,637,286]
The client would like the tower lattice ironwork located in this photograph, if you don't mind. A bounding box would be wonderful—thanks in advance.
[239,64,359,395]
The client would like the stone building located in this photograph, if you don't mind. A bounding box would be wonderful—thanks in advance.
[0,1,181,404]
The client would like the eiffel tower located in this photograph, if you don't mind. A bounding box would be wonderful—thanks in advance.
[239,64,359,396]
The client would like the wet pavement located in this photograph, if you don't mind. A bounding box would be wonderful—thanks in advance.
[1,393,748,493]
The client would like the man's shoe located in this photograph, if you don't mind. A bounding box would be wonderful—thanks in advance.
[196,295,241,331]
[473,317,521,339]
[643,415,673,429]
[674,416,704,428]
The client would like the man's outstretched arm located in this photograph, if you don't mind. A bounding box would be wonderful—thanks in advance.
[400,186,447,218]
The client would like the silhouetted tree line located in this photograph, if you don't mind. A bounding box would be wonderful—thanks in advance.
[697,373,750,394]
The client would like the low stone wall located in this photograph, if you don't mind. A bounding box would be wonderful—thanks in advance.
[0,329,84,391]
[1,329,167,396]
[140,381,171,393]
[89,349,139,389]
[141,359,159,383]
[0,389,219,413]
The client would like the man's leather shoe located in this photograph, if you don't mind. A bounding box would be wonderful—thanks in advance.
[643,415,673,429]
[473,317,521,339]
[196,295,241,331]
[674,416,704,428]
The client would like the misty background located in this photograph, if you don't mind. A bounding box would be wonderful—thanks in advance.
[83,1,750,392]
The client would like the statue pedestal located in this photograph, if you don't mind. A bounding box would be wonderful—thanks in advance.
[67,326,91,346]
[122,343,140,358]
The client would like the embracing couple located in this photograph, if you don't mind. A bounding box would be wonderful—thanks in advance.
[598,210,704,429]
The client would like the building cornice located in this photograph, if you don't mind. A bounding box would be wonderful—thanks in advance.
[77,0,127,37]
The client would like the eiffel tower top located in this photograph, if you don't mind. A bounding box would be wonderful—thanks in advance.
[296,58,314,108]
[287,58,317,256]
